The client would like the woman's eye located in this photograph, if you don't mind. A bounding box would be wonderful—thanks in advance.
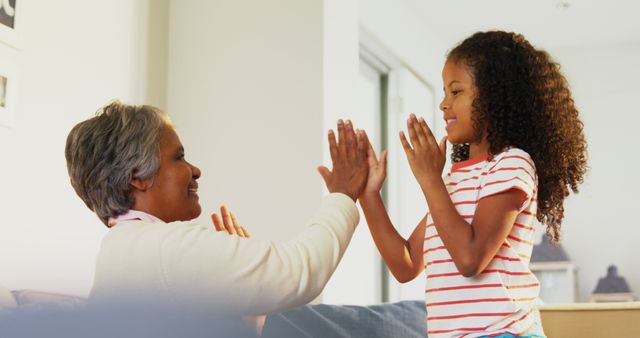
[451,90,461,96]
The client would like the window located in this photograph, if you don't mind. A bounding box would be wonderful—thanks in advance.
[321,56,386,305]
[322,47,438,305]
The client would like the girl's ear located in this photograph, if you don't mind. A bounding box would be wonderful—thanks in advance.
[130,178,153,192]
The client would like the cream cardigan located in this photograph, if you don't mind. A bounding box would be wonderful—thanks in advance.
[89,193,359,315]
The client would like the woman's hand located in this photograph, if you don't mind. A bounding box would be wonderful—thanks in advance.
[399,114,447,186]
[211,205,250,237]
[317,119,369,202]
[360,130,388,196]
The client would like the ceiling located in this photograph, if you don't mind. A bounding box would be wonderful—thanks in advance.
[405,0,640,49]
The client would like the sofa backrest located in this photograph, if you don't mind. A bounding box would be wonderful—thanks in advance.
[0,284,17,309]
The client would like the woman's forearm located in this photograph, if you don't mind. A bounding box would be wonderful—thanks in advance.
[359,193,422,282]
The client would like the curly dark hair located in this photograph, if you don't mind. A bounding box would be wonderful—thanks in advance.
[447,31,587,242]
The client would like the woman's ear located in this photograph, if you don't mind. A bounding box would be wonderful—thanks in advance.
[130,178,153,192]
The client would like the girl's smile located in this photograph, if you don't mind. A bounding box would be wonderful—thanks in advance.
[444,117,457,131]
[440,60,476,144]
[440,60,489,158]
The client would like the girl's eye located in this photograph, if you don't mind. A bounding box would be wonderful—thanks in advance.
[451,90,461,96]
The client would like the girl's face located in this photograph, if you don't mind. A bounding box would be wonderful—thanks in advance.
[439,60,481,145]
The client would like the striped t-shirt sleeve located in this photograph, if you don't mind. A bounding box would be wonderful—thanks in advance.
[478,149,536,211]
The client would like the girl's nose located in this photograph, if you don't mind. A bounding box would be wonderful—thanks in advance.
[439,99,450,112]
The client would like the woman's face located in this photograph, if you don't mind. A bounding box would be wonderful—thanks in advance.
[140,125,202,222]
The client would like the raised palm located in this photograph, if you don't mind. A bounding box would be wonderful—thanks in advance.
[361,131,388,195]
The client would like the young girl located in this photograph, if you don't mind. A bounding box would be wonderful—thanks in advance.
[359,31,587,337]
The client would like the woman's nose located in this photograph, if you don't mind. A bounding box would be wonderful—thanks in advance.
[191,164,201,179]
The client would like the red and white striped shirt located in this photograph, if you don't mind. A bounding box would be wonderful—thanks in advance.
[423,148,540,337]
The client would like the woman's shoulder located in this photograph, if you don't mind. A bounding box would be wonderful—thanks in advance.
[106,219,210,240]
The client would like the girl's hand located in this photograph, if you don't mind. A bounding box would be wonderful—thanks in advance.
[399,114,447,185]
[360,130,388,196]
[211,205,251,238]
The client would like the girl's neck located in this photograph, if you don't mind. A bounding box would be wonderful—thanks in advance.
[468,139,490,160]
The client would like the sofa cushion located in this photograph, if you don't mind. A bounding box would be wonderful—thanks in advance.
[262,300,426,338]
[0,284,17,309]
[11,290,85,308]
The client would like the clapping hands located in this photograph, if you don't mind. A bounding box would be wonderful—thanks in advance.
[211,205,250,238]
[317,120,369,202]
[317,115,446,200]
[399,114,447,184]
[359,130,388,196]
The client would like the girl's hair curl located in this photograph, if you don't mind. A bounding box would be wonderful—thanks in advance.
[447,31,587,242]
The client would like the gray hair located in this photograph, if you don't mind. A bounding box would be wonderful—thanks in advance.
[65,101,172,226]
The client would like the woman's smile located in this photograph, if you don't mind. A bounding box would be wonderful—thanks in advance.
[188,183,199,196]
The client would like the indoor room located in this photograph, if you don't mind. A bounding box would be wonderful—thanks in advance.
[1,0,638,337]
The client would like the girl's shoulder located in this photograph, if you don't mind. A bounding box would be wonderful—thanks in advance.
[494,147,532,159]
[490,147,536,171]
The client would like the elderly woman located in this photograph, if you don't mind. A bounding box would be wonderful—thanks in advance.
[65,101,368,316]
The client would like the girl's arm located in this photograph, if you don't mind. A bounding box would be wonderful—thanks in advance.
[418,176,525,276]
[400,115,527,277]
[359,193,426,283]
[358,131,425,283]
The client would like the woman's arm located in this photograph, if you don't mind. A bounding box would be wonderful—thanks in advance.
[154,192,359,316]
[196,119,368,315]
[218,193,360,314]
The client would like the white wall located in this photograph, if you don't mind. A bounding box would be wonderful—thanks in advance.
[359,0,446,93]
[166,0,325,241]
[0,0,158,296]
[549,42,640,301]
[320,0,451,305]
[318,0,365,304]
[2,0,634,305]
[354,0,449,303]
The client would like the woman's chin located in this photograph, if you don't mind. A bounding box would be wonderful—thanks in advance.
[177,204,202,221]
[191,204,202,219]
